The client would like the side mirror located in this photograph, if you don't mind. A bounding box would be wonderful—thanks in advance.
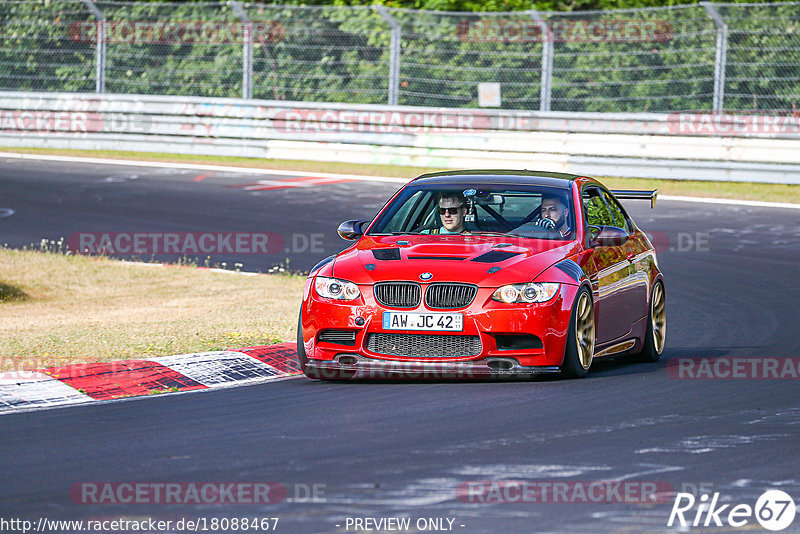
[337,220,369,240]
[589,225,629,248]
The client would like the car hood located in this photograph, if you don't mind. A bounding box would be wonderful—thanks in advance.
[331,235,579,287]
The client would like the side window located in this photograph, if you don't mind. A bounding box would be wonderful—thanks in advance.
[602,190,632,232]
[582,187,615,227]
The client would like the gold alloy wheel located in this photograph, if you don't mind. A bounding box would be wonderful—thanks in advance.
[575,292,595,370]
[651,283,666,354]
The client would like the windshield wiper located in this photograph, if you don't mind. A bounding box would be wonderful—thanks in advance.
[472,231,555,240]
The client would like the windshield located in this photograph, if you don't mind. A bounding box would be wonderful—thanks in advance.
[368,183,575,240]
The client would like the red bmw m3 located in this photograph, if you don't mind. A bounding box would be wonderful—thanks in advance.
[297,170,666,380]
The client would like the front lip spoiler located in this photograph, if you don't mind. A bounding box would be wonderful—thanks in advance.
[305,355,561,379]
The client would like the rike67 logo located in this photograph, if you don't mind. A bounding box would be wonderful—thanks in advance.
[668,490,796,531]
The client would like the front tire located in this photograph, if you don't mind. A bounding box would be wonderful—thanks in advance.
[636,281,666,362]
[296,311,310,373]
[561,287,595,379]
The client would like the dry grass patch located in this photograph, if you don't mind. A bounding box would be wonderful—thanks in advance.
[0,249,305,371]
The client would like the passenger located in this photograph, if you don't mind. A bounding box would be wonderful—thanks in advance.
[515,194,571,238]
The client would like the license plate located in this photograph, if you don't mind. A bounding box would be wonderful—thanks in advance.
[382,312,463,331]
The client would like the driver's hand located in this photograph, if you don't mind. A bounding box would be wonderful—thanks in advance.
[535,218,556,230]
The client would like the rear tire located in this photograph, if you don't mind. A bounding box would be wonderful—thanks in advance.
[635,281,666,363]
[561,287,595,379]
[297,310,356,381]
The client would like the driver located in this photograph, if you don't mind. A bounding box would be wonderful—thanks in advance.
[421,193,469,234]
[515,194,571,238]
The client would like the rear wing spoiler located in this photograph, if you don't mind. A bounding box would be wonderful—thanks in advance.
[610,189,658,209]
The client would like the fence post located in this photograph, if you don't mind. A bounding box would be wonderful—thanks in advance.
[229,1,253,100]
[375,5,400,106]
[528,10,553,112]
[700,1,727,112]
[81,0,105,93]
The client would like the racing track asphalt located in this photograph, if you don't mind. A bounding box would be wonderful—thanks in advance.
[1,156,799,533]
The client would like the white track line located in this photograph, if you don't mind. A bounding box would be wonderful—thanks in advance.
[2,151,798,209]
[659,195,800,210]
[0,151,408,184]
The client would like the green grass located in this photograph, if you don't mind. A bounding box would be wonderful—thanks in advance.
[0,282,29,303]
[3,147,799,204]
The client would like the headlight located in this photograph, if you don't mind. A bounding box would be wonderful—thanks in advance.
[492,282,559,304]
[315,276,361,300]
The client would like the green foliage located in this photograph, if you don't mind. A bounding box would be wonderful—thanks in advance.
[0,1,96,92]
[1,0,797,113]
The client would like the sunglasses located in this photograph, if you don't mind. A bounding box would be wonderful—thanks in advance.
[438,206,463,215]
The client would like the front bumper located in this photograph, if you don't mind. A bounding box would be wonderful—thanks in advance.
[301,281,579,375]
[304,354,561,380]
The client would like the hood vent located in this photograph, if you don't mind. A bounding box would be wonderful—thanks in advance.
[373,248,401,261]
[472,250,521,263]
[408,255,466,261]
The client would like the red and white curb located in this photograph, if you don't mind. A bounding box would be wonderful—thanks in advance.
[0,343,302,415]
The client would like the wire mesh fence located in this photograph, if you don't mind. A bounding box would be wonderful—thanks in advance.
[717,2,800,113]
[242,4,390,103]
[388,9,547,109]
[94,1,243,97]
[0,0,96,93]
[540,5,718,112]
[0,0,798,113]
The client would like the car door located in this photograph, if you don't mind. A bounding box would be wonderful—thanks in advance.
[601,189,649,323]
[582,186,635,344]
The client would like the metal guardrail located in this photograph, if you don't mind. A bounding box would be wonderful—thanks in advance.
[2,92,800,184]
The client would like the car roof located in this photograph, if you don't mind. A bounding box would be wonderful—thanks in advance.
[410,169,578,188]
